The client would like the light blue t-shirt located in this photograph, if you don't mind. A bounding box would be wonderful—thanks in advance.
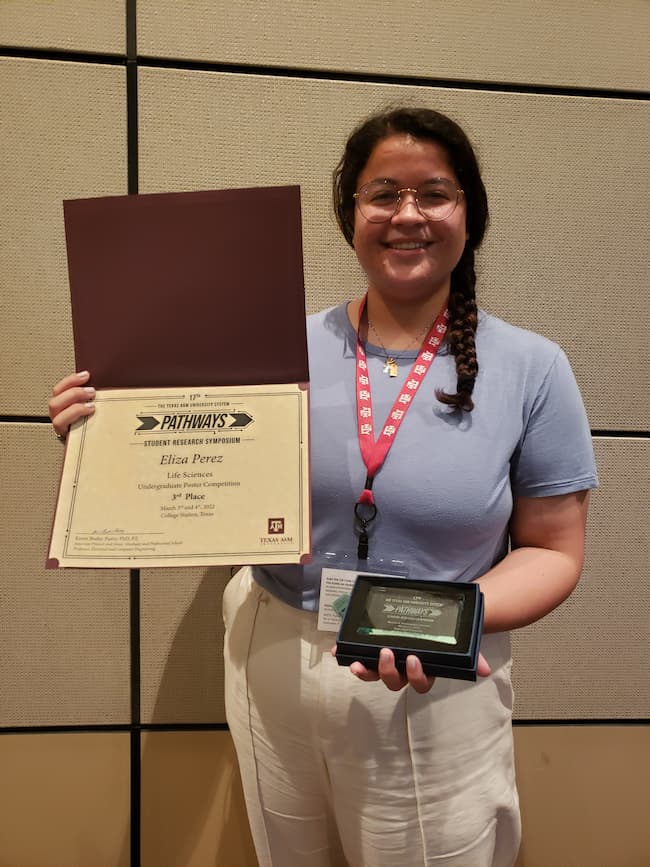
[254,303,598,611]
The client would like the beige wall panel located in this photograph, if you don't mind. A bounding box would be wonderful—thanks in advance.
[140,566,230,724]
[0,424,130,726]
[138,0,649,92]
[512,438,649,720]
[0,732,130,867]
[141,729,257,867]
[513,725,650,867]
[0,58,126,415]
[0,0,124,53]
[477,99,649,433]
[139,69,648,430]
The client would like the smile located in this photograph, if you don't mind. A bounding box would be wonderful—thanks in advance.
[385,240,430,250]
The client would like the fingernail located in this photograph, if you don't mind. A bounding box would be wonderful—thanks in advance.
[406,656,417,672]
[84,402,95,411]
[380,648,390,663]
[83,387,95,395]
[77,370,90,379]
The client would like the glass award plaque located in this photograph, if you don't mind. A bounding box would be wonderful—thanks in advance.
[335,574,484,681]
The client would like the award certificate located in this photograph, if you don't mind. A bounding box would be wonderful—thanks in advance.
[47,384,310,568]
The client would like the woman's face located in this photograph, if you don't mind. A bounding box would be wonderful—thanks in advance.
[352,134,468,304]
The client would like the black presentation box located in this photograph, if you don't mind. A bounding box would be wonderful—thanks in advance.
[335,574,484,681]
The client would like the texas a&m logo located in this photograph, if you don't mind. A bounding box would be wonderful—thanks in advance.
[268,518,285,535]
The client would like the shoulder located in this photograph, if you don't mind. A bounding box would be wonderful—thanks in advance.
[307,302,353,346]
[477,310,560,365]
[477,314,597,495]
[476,310,571,388]
[474,310,585,420]
[305,302,356,380]
[307,302,348,329]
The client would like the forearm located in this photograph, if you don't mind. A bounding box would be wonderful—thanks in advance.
[477,544,583,634]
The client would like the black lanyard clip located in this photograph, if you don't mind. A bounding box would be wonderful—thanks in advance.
[354,499,377,561]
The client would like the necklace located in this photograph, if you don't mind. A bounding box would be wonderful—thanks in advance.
[367,317,437,377]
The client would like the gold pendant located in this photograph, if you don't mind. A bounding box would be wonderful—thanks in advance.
[383,357,398,377]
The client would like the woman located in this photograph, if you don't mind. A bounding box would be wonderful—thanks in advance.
[50,107,598,867]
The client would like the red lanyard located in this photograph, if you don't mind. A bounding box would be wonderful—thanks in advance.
[354,294,449,559]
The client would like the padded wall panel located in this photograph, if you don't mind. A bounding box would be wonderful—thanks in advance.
[0,424,130,726]
[138,0,649,92]
[139,69,649,429]
[0,58,126,415]
[512,437,649,720]
[140,567,230,724]
[0,732,130,867]
[0,0,124,53]
[477,97,649,433]
[513,725,650,867]
[141,730,257,866]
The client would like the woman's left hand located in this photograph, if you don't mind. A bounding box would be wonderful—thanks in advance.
[331,647,491,694]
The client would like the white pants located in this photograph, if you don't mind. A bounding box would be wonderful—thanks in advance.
[223,567,520,867]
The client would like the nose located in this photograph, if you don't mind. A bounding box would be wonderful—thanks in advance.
[392,189,425,223]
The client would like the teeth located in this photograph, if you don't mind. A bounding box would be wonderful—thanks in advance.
[390,241,427,250]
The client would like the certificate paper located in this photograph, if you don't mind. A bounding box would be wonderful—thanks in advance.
[47,384,310,568]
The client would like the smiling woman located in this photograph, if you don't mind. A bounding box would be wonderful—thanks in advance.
[48,106,598,867]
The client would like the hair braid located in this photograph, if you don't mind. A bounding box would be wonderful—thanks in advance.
[436,250,479,412]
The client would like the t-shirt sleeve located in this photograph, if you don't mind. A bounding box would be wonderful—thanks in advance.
[510,347,598,497]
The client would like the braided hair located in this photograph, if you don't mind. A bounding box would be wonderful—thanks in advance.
[333,107,489,412]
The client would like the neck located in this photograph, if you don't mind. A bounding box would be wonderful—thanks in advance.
[349,287,449,350]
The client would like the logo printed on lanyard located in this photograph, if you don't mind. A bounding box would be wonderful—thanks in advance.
[354,294,449,559]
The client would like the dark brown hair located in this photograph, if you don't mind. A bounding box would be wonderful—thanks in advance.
[333,106,489,411]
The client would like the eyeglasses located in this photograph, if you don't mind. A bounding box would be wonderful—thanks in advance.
[353,178,464,223]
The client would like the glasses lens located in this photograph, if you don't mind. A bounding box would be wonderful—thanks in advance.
[416,180,459,221]
[356,181,399,222]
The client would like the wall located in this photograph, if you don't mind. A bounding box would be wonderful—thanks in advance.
[1,2,648,865]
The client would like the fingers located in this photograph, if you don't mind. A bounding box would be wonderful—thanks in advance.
[48,370,96,438]
[349,661,381,683]
[477,652,491,678]
[378,648,409,691]
[404,654,436,694]
[348,649,436,694]
[51,400,95,438]
[343,646,489,690]
[51,370,91,397]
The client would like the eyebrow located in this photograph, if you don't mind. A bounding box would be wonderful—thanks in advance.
[366,176,455,186]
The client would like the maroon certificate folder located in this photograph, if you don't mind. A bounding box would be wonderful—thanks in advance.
[63,185,308,387]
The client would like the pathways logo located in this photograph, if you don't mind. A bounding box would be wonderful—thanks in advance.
[136,411,253,434]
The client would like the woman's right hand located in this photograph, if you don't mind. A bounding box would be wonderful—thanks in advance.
[48,370,96,439]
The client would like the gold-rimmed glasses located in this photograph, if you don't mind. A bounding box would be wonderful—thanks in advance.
[353,178,464,222]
